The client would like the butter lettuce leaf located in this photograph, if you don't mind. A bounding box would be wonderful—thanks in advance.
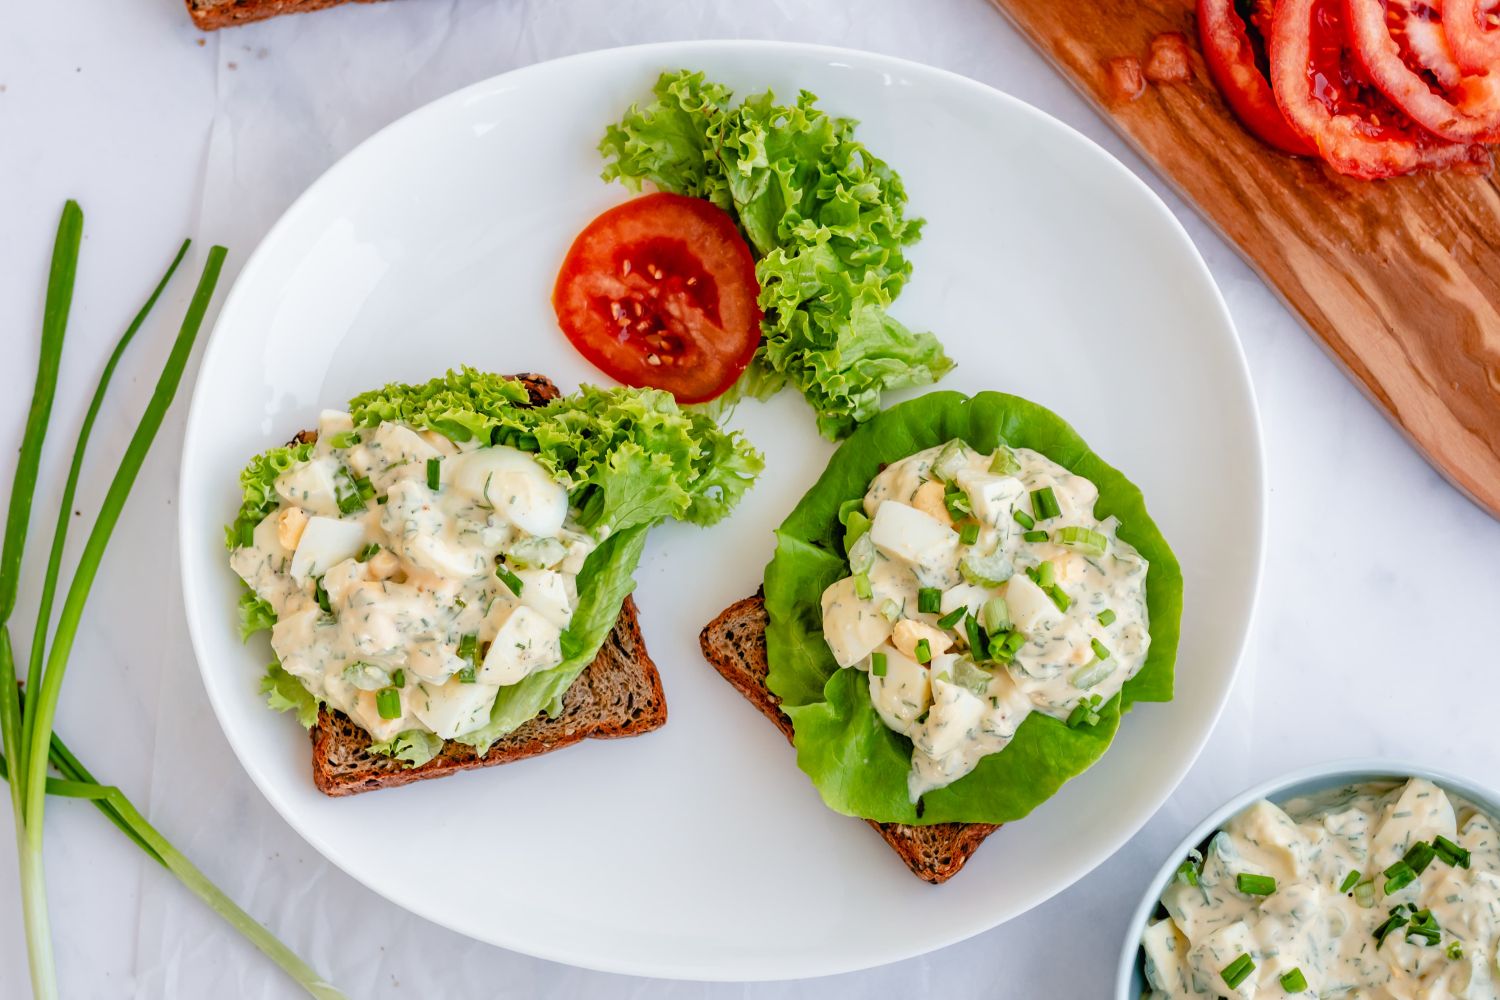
[764,391,1182,825]
[601,70,953,439]
[260,662,320,730]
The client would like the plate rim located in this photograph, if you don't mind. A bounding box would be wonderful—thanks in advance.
[178,37,1267,981]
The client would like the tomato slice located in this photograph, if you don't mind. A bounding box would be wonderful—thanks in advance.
[1443,0,1500,74]
[1198,0,1318,154]
[1346,0,1500,143]
[552,193,763,405]
[1269,0,1489,177]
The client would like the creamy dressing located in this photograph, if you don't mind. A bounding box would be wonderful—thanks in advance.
[1143,779,1500,999]
[818,440,1151,800]
[230,409,596,743]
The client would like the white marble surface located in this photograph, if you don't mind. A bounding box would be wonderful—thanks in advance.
[1,0,1497,996]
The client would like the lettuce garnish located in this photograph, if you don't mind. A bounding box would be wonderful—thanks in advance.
[764,391,1182,825]
[237,369,762,758]
[601,70,954,439]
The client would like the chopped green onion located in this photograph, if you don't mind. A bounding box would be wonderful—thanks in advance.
[1002,631,1026,655]
[1447,940,1464,960]
[1066,693,1103,728]
[1384,860,1418,895]
[958,520,980,545]
[1236,872,1277,896]
[1339,869,1362,894]
[1434,835,1472,869]
[457,632,479,669]
[844,510,871,553]
[495,561,524,596]
[936,606,967,630]
[1220,953,1255,989]
[236,521,254,548]
[837,497,864,525]
[356,542,380,563]
[1373,911,1409,948]
[917,588,942,614]
[1022,530,1049,543]
[980,597,1011,634]
[374,687,401,720]
[457,666,476,684]
[944,487,971,520]
[989,447,1020,476]
[328,430,361,449]
[1403,841,1437,875]
[1033,561,1056,589]
[870,652,888,677]
[1054,525,1107,556]
[1175,855,1201,887]
[1071,659,1115,690]
[1048,585,1072,612]
[335,469,371,514]
[1354,879,1376,908]
[314,577,331,615]
[854,573,873,600]
[1030,486,1061,521]
[879,599,901,623]
[964,614,985,656]
[1011,508,1034,530]
[914,639,932,664]
[426,456,442,491]
[1096,608,1116,627]
[391,668,406,688]
[1405,908,1441,946]
[1280,968,1308,992]
[1090,637,1111,661]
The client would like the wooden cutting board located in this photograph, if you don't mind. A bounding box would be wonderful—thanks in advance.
[989,0,1500,517]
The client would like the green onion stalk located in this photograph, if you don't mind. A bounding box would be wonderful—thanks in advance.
[1,202,343,998]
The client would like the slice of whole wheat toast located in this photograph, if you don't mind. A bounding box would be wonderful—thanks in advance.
[185,0,386,30]
[700,594,999,884]
[288,372,666,795]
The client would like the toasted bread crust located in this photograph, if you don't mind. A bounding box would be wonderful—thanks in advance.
[699,594,999,884]
[185,0,386,30]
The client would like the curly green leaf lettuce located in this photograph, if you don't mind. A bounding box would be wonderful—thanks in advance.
[260,662,320,730]
[764,391,1182,825]
[368,730,446,769]
[601,70,953,439]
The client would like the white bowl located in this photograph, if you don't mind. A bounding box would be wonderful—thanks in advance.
[1115,759,1500,998]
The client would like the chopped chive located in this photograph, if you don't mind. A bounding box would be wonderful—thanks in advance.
[374,687,401,720]
[1339,869,1362,894]
[1236,872,1277,896]
[1022,530,1049,543]
[936,606,967,630]
[980,597,1010,634]
[854,573,873,600]
[391,668,405,688]
[1373,911,1409,948]
[356,542,380,563]
[1354,879,1376,908]
[313,577,331,615]
[328,430,361,449]
[917,588,942,614]
[495,561,524,596]
[914,638,932,664]
[958,520,980,545]
[1447,940,1464,960]
[1383,860,1418,895]
[426,456,441,491]
[1030,486,1061,521]
[1047,585,1072,612]
[1090,637,1111,661]
[1280,968,1307,992]
[1434,835,1471,869]
[1220,953,1255,989]
[989,448,1020,476]
[1054,525,1107,556]
[870,652,888,677]
[1012,508,1034,530]
[1096,608,1116,627]
[1403,841,1437,875]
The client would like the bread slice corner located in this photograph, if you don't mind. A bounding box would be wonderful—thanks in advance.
[699,594,999,884]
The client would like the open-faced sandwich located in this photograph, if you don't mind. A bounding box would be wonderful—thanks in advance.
[227,368,760,795]
[701,390,1181,882]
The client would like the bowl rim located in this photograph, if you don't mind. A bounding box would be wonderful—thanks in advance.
[1114,757,1500,998]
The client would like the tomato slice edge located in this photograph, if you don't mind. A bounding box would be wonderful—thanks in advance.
[1198,0,1318,155]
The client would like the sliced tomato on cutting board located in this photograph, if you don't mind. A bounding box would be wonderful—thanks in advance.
[1444,0,1500,74]
[1198,0,1317,154]
[1269,0,1488,177]
[1346,0,1500,143]
[552,193,763,405]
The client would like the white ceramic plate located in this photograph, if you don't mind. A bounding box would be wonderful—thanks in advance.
[178,41,1264,981]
